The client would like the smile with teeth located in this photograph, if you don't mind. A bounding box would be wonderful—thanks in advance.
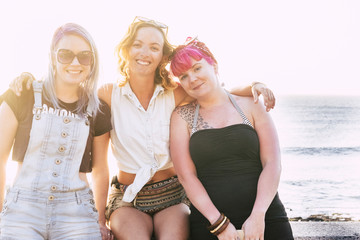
[66,70,82,74]
[137,59,150,66]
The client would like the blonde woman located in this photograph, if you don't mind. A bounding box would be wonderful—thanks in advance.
[0,23,112,239]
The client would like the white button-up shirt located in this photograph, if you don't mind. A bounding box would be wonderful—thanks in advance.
[110,82,175,202]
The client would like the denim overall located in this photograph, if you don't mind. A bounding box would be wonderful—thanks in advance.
[0,82,101,240]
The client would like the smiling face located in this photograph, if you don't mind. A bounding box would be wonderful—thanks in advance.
[178,58,218,99]
[54,34,92,88]
[128,27,164,78]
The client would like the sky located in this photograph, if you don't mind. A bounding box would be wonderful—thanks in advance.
[0,0,359,96]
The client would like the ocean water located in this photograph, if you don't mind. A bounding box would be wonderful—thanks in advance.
[272,95,360,221]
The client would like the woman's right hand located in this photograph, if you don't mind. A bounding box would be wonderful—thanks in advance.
[217,222,240,240]
[9,72,35,96]
[99,223,113,240]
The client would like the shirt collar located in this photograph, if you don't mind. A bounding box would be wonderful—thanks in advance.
[122,81,165,98]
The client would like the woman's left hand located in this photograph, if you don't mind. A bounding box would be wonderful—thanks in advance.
[241,212,265,240]
[100,223,113,240]
[216,222,240,240]
[251,82,275,112]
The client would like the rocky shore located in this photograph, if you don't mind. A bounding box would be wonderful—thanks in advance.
[290,213,358,222]
[290,214,360,240]
[290,222,360,239]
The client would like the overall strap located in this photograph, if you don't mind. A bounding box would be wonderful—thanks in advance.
[192,103,200,134]
[225,90,253,128]
[32,81,43,110]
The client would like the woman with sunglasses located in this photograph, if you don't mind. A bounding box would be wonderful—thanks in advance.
[169,39,293,240]
[0,23,112,239]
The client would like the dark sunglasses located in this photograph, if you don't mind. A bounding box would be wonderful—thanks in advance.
[56,49,94,66]
[132,16,168,35]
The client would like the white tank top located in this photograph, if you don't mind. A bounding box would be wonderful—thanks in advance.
[110,82,175,202]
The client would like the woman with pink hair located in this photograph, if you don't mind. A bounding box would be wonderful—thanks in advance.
[169,38,293,240]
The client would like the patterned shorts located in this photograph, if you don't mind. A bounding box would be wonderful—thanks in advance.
[105,175,190,219]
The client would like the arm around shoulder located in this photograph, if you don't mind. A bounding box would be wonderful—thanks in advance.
[98,83,113,108]
[173,84,194,107]
[230,82,276,111]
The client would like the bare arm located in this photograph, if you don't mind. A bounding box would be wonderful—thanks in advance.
[0,102,18,210]
[170,109,238,239]
[170,110,218,221]
[174,81,275,111]
[91,132,112,239]
[173,84,194,107]
[241,101,281,239]
[9,72,36,96]
[98,84,113,108]
[229,82,275,112]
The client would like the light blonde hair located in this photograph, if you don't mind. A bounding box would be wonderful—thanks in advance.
[115,21,177,90]
[45,23,100,116]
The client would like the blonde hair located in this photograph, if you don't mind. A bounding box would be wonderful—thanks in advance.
[45,23,100,116]
[115,21,177,90]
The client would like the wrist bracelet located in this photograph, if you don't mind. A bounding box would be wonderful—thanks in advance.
[214,217,230,235]
[210,216,227,234]
[207,213,231,236]
[207,213,225,231]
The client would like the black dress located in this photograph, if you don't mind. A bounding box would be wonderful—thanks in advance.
[188,95,293,240]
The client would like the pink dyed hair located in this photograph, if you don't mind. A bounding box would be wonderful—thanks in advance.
[170,41,217,77]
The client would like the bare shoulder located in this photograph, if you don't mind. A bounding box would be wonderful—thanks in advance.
[230,95,268,126]
[173,102,197,125]
[98,83,113,107]
[231,95,254,110]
